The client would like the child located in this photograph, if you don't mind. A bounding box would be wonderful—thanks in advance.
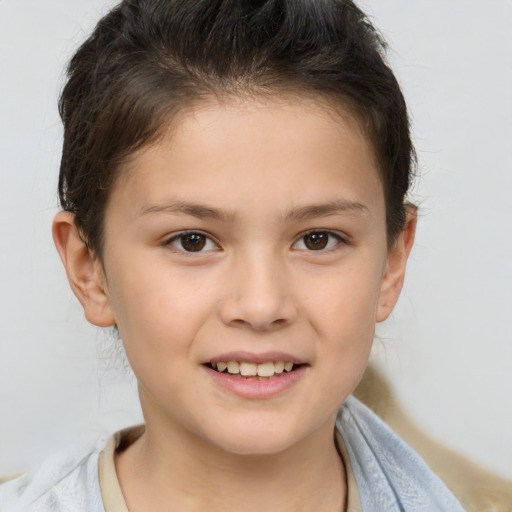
[0,0,468,510]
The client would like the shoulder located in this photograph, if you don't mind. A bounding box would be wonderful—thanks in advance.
[338,395,466,512]
[0,435,108,512]
[353,365,512,512]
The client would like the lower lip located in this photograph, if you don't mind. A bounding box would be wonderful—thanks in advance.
[203,365,308,399]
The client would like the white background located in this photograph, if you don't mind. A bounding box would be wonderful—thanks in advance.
[1,1,511,479]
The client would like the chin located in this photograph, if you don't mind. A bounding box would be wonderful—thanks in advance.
[202,418,307,457]
[214,434,297,456]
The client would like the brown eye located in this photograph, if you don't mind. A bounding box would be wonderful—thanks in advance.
[303,232,329,250]
[167,231,218,253]
[292,231,343,252]
[180,233,206,252]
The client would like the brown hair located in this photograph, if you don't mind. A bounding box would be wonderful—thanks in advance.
[59,0,415,256]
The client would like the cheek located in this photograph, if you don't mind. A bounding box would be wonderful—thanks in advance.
[301,256,384,340]
[309,271,380,402]
[105,257,218,359]
[298,255,384,394]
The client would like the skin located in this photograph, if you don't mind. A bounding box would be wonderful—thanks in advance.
[53,96,416,512]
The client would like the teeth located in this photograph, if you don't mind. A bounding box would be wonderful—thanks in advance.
[240,362,257,376]
[274,361,285,374]
[257,362,275,377]
[211,360,298,376]
[227,361,239,374]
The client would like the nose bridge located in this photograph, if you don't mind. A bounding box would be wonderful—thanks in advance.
[219,245,297,331]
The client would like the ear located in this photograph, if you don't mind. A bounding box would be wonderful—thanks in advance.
[52,211,116,327]
[376,206,417,322]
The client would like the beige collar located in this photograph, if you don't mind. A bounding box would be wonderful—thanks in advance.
[335,430,363,512]
[98,425,144,512]
[98,425,362,512]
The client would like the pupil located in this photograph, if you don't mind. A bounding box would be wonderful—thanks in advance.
[181,234,206,252]
[305,232,328,250]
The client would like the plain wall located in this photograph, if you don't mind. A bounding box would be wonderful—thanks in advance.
[1,0,511,479]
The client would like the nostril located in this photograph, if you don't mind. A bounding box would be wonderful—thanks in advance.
[225,318,287,331]
[217,287,298,331]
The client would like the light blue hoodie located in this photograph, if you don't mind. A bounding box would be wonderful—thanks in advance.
[0,396,465,512]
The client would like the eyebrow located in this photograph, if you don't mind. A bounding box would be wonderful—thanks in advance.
[283,200,370,222]
[140,199,370,223]
[140,201,236,222]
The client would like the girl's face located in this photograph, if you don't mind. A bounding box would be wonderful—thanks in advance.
[93,97,405,455]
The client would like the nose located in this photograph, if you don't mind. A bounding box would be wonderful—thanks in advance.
[218,251,298,332]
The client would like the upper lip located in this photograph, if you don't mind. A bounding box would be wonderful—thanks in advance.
[206,351,307,365]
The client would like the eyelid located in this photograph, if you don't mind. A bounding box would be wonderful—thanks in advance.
[292,229,348,251]
[164,230,221,253]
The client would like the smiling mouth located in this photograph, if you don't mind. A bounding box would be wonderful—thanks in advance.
[205,361,305,379]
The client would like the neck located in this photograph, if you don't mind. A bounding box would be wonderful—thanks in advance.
[115,413,346,512]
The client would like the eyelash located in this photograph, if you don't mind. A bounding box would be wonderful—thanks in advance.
[164,230,220,254]
[292,230,347,253]
[164,229,347,254]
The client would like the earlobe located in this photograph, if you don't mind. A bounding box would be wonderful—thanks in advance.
[376,207,417,322]
[52,211,116,327]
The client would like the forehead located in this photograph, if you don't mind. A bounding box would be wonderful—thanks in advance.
[110,96,384,224]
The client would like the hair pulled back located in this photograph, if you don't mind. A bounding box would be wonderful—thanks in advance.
[59,0,415,256]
